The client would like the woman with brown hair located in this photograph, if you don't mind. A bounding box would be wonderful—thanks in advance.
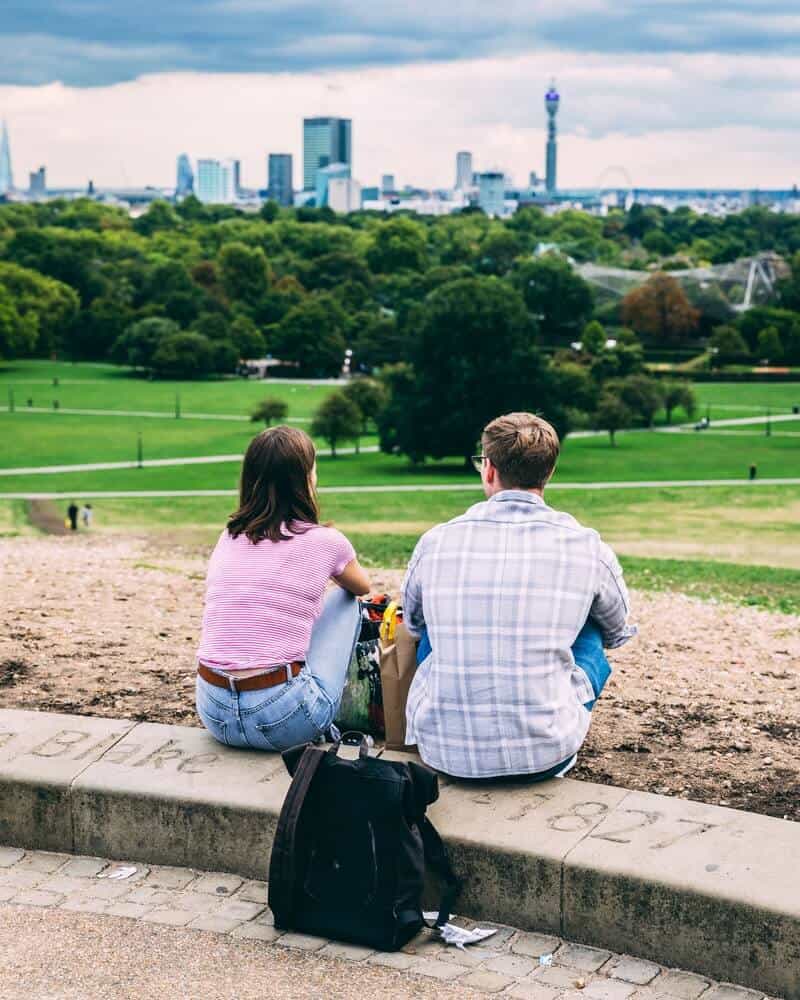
[196,425,370,751]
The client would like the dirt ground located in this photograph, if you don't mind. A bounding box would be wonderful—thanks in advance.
[1,534,798,822]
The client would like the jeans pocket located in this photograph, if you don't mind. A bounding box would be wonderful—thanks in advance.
[196,676,232,746]
[197,704,230,746]
[247,677,332,752]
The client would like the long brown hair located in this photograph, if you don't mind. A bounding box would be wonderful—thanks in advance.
[228,426,320,543]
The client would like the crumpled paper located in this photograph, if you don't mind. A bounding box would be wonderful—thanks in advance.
[423,913,498,950]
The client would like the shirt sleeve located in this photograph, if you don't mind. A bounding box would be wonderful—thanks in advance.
[401,535,426,639]
[591,541,638,649]
[330,530,357,578]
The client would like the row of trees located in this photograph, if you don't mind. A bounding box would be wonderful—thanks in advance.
[246,276,697,462]
[2,199,800,373]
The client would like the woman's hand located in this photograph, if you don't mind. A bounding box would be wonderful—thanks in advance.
[334,558,371,596]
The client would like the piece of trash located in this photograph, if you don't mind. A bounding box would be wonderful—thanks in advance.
[575,978,587,990]
[539,953,553,967]
[423,914,498,949]
[97,865,137,881]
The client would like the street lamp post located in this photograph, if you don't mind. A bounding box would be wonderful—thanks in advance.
[175,393,181,419]
[137,432,143,468]
[7,388,14,413]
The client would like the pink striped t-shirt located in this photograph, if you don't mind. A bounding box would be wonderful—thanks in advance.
[197,523,356,671]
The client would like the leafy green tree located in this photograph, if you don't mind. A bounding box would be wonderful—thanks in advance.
[306,252,372,292]
[476,230,522,276]
[366,217,428,274]
[211,339,240,373]
[133,200,180,236]
[218,242,270,306]
[111,317,180,370]
[662,381,697,424]
[581,320,606,355]
[511,256,593,340]
[260,200,280,223]
[620,272,700,346]
[151,331,215,378]
[612,374,664,428]
[0,286,38,358]
[710,325,750,365]
[230,315,266,358]
[251,397,289,426]
[756,326,783,362]
[342,378,388,433]
[642,229,676,257]
[0,262,80,355]
[310,391,362,457]
[379,277,568,465]
[273,293,346,377]
[595,393,633,447]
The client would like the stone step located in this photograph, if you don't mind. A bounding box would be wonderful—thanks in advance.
[0,709,796,997]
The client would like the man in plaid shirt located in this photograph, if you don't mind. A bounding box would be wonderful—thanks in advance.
[402,412,637,780]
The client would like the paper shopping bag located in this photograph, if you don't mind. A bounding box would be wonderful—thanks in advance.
[380,623,418,751]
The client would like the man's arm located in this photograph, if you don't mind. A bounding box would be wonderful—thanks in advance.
[590,541,637,649]
[401,537,426,639]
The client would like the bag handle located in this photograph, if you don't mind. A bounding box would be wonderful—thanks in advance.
[329,731,372,759]
[420,816,462,928]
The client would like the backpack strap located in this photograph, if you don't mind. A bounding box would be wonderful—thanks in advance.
[420,816,462,927]
[268,744,327,929]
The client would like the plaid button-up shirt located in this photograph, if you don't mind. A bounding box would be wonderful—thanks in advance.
[401,490,636,778]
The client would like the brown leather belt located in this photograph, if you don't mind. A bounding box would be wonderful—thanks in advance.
[197,661,303,692]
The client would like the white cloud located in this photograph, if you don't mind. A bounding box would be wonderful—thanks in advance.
[1,51,798,190]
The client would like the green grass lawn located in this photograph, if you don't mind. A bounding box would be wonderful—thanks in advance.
[693,381,800,420]
[0,360,335,419]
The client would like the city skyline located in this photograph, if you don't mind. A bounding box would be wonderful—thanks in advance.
[1,2,799,191]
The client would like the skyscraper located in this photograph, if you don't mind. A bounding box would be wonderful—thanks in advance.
[455,151,473,190]
[0,121,13,196]
[29,167,46,197]
[303,117,352,190]
[196,159,236,204]
[232,159,242,195]
[176,154,194,197]
[315,162,350,207]
[381,174,396,193]
[545,81,560,194]
[268,154,294,205]
[478,171,505,217]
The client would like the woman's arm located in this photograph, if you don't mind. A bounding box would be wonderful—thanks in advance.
[334,558,371,596]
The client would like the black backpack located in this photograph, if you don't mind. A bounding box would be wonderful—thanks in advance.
[268,736,461,951]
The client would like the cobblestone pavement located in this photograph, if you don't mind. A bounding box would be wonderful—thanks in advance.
[0,847,782,1000]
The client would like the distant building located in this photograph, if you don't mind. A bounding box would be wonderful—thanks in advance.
[315,162,351,207]
[381,174,396,193]
[328,177,362,213]
[196,158,236,204]
[303,117,352,190]
[478,171,505,217]
[545,81,560,194]
[232,159,242,195]
[0,121,13,195]
[268,154,293,205]
[175,154,194,197]
[28,166,46,197]
[455,151,473,190]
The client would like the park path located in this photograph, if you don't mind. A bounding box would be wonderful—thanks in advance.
[0,404,310,423]
[1,477,799,501]
[0,445,380,477]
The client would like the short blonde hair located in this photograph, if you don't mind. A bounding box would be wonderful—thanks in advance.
[482,412,560,489]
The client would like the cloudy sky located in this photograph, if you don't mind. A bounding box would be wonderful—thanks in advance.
[1,1,799,190]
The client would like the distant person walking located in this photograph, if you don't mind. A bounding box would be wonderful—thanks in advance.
[67,502,79,532]
[196,426,371,751]
[80,503,93,528]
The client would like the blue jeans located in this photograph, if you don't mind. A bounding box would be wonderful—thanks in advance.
[196,587,362,752]
[416,618,611,780]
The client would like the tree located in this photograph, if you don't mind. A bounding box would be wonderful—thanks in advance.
[595,393,633,447]
[273,294,347,377]
[111,317,180,369]
[151,331,215,378]
[581,320,606,356]
[342,378,388,433]
[0,262,80,356]
[133,200,180,237]
[757,326,783,362]
[511,256,593,341]
[366,217,428,273]
[310,392,362,457]
[662,381,697,424]
[229,314,266,358]
[0,286,37,359]
[709,325,749,365]
[476,229,522,276]
[251,397,289,426]
[260,200,280,223]
[612,374,664,428]
[378,277,569,465]
[218,243,270,306]
[620,272,700,346]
